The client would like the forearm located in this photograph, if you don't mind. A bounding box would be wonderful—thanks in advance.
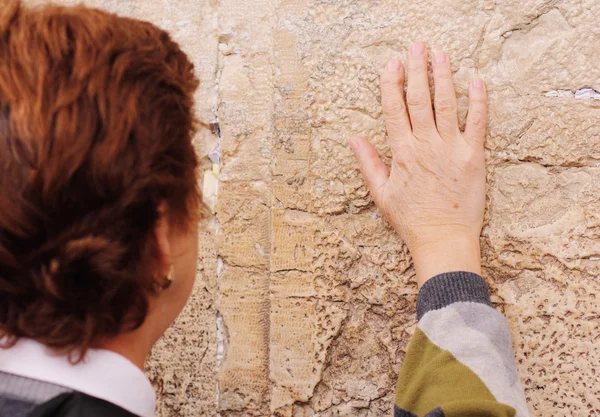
[394,272,529,417]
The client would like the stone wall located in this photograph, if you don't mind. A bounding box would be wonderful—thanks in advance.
[29,0,600,416]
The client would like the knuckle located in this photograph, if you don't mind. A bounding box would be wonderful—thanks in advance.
[435,70,453,82]
[435,97,456,114]
[382,98,406,115]
[470,94,488,105]
[468,110,487,128]
[409,61,427,72]
[380,72,402,86]
[406,91,430,108]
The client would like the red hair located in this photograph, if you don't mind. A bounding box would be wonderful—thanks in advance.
[0,0,201,360]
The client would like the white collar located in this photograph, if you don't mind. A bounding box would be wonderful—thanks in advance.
[0,338,156,417]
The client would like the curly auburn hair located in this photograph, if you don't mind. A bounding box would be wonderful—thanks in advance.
[0,0,201,359]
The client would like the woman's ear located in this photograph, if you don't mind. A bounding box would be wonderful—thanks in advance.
[154,202,172,277]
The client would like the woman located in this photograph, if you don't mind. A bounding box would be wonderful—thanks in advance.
[0,2,201,416]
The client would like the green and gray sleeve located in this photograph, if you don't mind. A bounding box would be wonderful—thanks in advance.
[394,272,529,417]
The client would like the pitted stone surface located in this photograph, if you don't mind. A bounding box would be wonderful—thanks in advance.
[217,1,600,416]
[31,0,600,416]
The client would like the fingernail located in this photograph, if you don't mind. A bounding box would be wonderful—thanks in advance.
[386,59,401,72]
[472,77,484,90]
[434,50,446,64]
[349,137,360,152]
[410,42,425,57]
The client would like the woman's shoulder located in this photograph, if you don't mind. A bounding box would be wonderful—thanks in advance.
[29,393,138,417]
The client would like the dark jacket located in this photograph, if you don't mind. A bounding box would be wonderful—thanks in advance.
[30,393,137,417]
[0,371,136,417]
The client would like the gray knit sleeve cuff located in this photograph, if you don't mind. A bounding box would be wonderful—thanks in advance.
[416,271,492,321]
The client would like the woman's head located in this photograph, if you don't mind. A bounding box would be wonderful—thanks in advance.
[0,1,201,360]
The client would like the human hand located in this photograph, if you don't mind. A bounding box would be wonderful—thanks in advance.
[350,42,488,287]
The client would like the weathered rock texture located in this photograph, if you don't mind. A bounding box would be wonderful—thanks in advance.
[216,1,600,416]
[32,0,600,416]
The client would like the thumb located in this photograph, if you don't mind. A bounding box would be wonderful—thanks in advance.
[349,136,389,205]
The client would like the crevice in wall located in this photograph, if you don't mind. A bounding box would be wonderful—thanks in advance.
[211,3,224,414]
[495,158,600,169]
[543,88,600,100]
[500,5,560,37]
[575,88,600,100]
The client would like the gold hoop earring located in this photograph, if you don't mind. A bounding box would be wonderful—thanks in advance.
[161,265,175,290]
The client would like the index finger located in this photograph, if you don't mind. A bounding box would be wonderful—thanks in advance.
[380,59,411,152]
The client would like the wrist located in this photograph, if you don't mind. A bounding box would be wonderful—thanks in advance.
[409,234,482,288]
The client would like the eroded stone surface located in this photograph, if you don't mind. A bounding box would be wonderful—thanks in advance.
[217,1,600,416]
[29,0,600,416]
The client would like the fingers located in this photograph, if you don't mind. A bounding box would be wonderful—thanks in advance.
[380,59,411,149]
[406,42,436,138]
[432,50,459,141]
[464,78,488,147]
[349,136,389,205]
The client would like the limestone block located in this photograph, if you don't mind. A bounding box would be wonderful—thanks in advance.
[218,266,270,415]
[217,0,600,415]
